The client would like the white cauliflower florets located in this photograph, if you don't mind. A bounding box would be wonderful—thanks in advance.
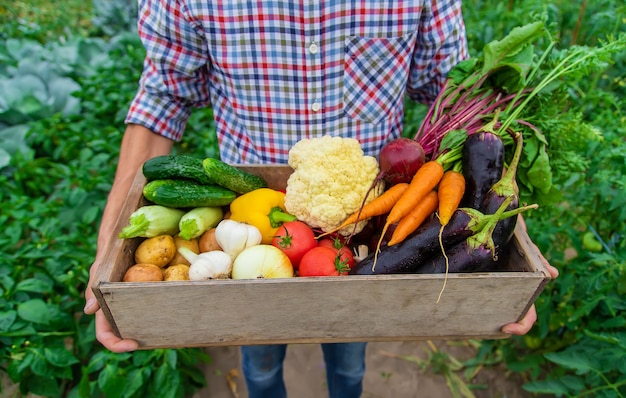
[284,135,383,235]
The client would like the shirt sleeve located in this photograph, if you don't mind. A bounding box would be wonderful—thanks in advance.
[125,0,211,141]
[406,0,469,104]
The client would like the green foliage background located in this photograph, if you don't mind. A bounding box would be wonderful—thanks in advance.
[1,0,624,397]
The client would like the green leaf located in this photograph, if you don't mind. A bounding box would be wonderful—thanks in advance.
[17,299,52,325]
[44,347,80,367]
[0,310,17,332]
[447,58,479,85]
[123,367,150,398]
[98,363,126,398]
[31,349,52,377]
[481,21,546,76]
[150,363,181,398]
[47,76,81,116]
[15,278,54,294]
[544,350,595,372]
[600,316,626,329]
[0,148,9,169]
[76,366,93,398]
[5,39,45,61]
[0,124,30,157]
[82,206,100,224]
[438,129,467,152]
[27,374,59,397]
[523,379,570,395]
[87,350,110,373]
[487,44,535,92]
[526,145,552,193]
[164,349,178,370]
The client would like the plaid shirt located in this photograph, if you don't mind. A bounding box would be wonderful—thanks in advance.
[126,0,468,164]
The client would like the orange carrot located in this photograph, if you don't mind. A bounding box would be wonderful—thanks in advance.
[437,170,466,226]
[387,190,439,246]
[385,160,444,226]
[319,182,410,238]
[373,160,444,269]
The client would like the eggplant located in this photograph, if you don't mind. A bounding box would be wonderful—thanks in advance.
[413,196,536,274]
[349,201,528,275]
[460,131,505,209]
[480,132,524,248]
[413,239,498,274]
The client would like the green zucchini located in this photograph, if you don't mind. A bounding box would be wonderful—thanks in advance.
[202,158,267,194]
[118,205,185,239]
[143,179,237,208]
[178,206,223,240]
[143,155,214,185]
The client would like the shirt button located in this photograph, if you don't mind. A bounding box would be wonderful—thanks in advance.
[309,42,319,54]
[311,101,321,112]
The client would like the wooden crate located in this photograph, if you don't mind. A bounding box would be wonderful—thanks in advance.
[93,165,552,349]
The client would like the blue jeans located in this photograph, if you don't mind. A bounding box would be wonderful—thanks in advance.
[241,342,367,398]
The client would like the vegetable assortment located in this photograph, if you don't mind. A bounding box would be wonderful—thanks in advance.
[117,21,623,284]
[117,132,530,284]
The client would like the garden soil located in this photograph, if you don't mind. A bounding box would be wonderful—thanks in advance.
[192,340,534,398]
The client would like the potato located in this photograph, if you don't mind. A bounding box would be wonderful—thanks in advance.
[168,235,200,266]
[123,263,163,282]
[199,228,221,252]
[163,264,190,281]
[134,235,176,267]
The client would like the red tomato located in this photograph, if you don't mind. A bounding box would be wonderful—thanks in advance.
[271,221,317,269]
[317,238,355,269]
[299,247,350,276]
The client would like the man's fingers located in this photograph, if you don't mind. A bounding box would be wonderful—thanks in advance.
[95,310,139,352]
[501,304,538,335]
[547,264,559,279]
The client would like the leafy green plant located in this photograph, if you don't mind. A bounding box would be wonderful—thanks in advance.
[0,30,215,397]
[91,0,139,37]
[0,0,93,42]
[440,2,626,397]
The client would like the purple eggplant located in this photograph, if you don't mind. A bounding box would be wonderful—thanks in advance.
[349,210,476,275]
[460,131,505,209]
[349,199,533,275]
[480,132,524,248]
[414,239,498,274]
[413,197,537,274]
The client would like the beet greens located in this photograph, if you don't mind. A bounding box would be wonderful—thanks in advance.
[413,21,626,205]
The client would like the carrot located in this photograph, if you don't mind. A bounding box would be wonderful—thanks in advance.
[319,182,410,238]
[372,160,444,270]
[437,170,466,226]
[387,190,439,246]
[386,160,444,226]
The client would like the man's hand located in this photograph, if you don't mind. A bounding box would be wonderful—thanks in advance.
[84,125,173,352]
[84,261,139,352]
[501,215,559,335]
[501,262,558,335]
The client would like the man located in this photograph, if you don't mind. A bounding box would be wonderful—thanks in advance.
[84,1,558,397]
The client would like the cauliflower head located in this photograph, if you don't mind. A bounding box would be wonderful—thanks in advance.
[284,135,383,235]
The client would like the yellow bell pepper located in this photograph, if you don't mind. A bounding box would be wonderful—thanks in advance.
[229,188,297,244]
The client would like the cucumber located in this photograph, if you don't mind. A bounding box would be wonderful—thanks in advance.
[143,179,237,208]
[202,158,267,194]
[143,155,214,185]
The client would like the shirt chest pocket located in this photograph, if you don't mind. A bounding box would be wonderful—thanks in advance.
[343,32,417,125]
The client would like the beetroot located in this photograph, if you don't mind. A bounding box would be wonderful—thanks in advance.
[346,138,425,240]
[377,137,426,186]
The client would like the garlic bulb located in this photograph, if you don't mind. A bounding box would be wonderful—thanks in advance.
[177,247,233,280]
[214,219,262,259]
